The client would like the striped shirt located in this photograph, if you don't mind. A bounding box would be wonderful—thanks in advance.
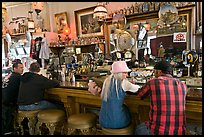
[137,74,187,135]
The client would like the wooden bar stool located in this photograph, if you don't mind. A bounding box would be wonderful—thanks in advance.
[17,110,41,135]
[67,113,97,135]
[101,122,135,135]
[35,109,66,135]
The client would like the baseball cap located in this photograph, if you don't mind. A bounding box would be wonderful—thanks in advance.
[154,60,172,73]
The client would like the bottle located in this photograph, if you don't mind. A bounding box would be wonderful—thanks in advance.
[134,2,139,13]
[197,63,202,77]
[58,72,62,81]
[61,71,66,82]
[197,41,202,77]
[198,40,202,63]
[72,73,75,83]
[72,39,75,45]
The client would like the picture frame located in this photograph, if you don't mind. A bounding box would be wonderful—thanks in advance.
[74,6,104,38]
[55,12,69,34]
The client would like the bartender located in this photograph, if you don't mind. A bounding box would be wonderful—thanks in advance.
[144,54,155,66]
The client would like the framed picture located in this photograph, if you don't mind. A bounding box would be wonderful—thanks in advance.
[55,12,69,34]
[74,6,104,37]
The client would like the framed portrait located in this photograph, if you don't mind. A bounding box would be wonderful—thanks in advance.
[74,6,104,37]
[55,12,69,34]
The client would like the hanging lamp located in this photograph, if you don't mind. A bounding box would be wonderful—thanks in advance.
[93,2,108,22]
[32,2,44,15]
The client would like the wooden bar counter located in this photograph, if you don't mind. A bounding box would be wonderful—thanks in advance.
[45,81,202,129]
[43,82,202,124]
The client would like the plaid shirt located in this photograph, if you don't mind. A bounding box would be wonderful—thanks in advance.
[137,74,187,135]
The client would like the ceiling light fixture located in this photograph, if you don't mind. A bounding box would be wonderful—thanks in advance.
[93,2,108,22]
[32,2,44,15]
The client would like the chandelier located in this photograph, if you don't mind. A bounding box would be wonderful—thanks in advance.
[32,2,44,15]
[93,2,108,22]
[158,3,179,26]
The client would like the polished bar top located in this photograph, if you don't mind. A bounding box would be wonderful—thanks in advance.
[60,81,88,90]
[58,81,202,101]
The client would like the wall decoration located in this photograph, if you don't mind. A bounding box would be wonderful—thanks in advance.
[55,12,69,34]
[173,32,187,42]
[74,6,103,37]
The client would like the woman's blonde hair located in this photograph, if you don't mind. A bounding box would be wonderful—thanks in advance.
[101,72,123,101]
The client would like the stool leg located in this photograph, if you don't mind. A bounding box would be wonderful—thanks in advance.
[91,127,97,135]
[60,121,65,135]
[17,117,25,135]
[80,127,97,135]
[35,121,42,135]
[45,123,57,135]
[27,117,37,135]
[67,127,76,135]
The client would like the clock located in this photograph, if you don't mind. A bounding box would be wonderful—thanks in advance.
[117,31,134,52]
[111,14,135,53]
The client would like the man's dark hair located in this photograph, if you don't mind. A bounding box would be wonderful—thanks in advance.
[12,61,22,69]
[154,60,172,74]
[29,62,40,73]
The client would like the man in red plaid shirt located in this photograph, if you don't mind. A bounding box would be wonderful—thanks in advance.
[135,60,187,135]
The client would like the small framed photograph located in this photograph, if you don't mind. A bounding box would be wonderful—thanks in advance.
[55,12,69,34]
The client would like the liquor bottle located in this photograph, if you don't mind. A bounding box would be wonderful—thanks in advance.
[197,40,202,77]
[126,7,130,15]
[134,2,139,13]
[72,73,75,82]
[197,62,202,77]
[130,4,134,14]
[198,40,202,63]
[149,2,154,11]
[138,2,143,13]
[143,2,149,12]
[61,71,66,82]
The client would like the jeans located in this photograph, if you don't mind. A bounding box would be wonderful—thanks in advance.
[135,122,153,135]
[18,100,64,111]
[2,105,17,135]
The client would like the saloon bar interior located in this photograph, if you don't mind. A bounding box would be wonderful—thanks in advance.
[2,2,202,135]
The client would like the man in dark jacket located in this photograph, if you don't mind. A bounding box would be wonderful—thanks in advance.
[17,62,62,110]
[2,60,24,135]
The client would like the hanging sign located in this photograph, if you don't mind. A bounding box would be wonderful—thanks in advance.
[173,32,186,42]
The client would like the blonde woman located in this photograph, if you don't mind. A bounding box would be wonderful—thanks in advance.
[88,61,140,129]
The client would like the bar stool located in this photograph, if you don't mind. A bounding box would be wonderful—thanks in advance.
[67,113,97,135]
[17,110,41,135]
[35,109,66,135]
[101,122,135,135]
